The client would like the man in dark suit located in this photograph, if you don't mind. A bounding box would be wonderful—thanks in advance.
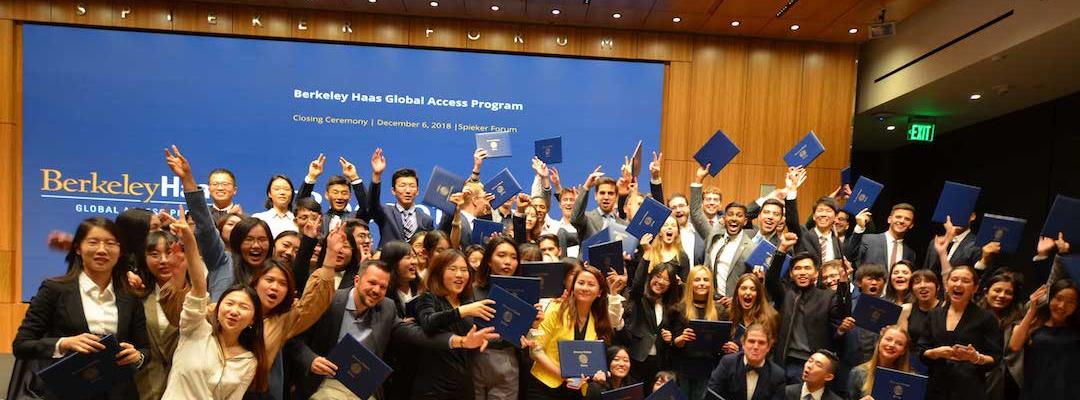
[366,148,434,247]
[923,212,982,277]
[437,181,486,247]
[846,203,917,274]
[707,323,786,400]
[285,260,497,400]
[782,167,845,268]
[570,171,625,242]
[297,153,369,233]
[783,350,843,400]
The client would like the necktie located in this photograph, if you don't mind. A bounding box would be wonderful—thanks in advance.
[889,238,901,268]
[713,235,731,268]
[818,234,829,262]
[402,209,416,240]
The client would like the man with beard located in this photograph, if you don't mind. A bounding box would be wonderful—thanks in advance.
[297,153,369,233]
[570,167,626,242]
[668,193,706,264]
[689,166,757,300]
[284,260,499,400]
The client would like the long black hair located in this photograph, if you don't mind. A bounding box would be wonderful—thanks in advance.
[381,241,421,315]
[210,284,269,392]
[52,217,131,294]
[476,235,519,289]
[228,217,275,286]
[115,208,153,275]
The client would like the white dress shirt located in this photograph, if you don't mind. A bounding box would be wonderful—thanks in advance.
[152,284,171,336]
[252,208,297,238]
[800,383,824,400]
[710,232,744,297]
[884,231,903,271]
[79,272,119,335]
[745,356,763,400]
[815,227,837,263]
[680,224,698,261]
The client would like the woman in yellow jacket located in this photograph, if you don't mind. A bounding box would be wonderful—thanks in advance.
[528,266,620,399]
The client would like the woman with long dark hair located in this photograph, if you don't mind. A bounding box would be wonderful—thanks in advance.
[135,229,184,400]
[722,274,780,355]
[978,271,1024,400]
[617,263,682,385]
[381,240,423,316]
[583,346,638,399]
[884,260,914,305]
[10,217,149,400]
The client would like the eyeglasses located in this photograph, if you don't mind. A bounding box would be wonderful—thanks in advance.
[209,182,235,188]
[84,239,120,249]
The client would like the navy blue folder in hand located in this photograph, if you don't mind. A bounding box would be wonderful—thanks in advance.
[535,137,563,164]
[490,275,541,305]
[580,228,612,264]
[520,261,566,298]
[327,333,393,400]
[558,340,607,377]
[871,367,928,400]
[485,168,523,209]
[630,141,644,177]
[931,181,981,227]
[421,166,465,214]
[687,320,732,353]
[646,380,688,400]
[602,382,644,400]
[841,166,852,186]
[609,223,640,255]
[843,176,884,215]
[476,131,512,158]
[783,131,825,168]
[693,130,741,176]
[36,334,132,400]
[743,237,778,270]
[471,219,505,245]
[1061,255,1080,285]
[975,213,1027,253]
[476,285,536,348]
[1041,194,1080,242]
[852,294,902,333]
[627,197,673,240]
[588,240,625,275]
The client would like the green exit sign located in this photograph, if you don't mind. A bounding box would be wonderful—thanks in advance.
[907,122,935,142]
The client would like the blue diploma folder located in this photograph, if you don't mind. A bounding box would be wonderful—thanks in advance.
[490,275,541,305]
[693,129,740,176]
[871,367,928,400]
[476,285,536,347]
[588,240,625,275]
[327,333,394,400]
[852,294,902,333]
[580,228,611,264]
[471,219,505,245]
[1041,194,1080,242]
[841,166,852,186]
[602,382,644,400]
[476,131,512,158]
[931,181,981,227]
[975,213,1027,253]
[744,237,778,270]
[421,166,465,214]
[520,261,566,298]
[646,380,688,400]
[626,197,672,240]
[843,176,884,215]
[1061,255,1080,286]
[783,131,825,168]
[558,340,607,377]
[609,223,640,255]
[535,137,563,164]
[36,334,132,400]
[485,168,523,209]
[687,320,732,353]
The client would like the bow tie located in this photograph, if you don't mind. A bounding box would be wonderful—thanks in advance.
[747,363,766,375]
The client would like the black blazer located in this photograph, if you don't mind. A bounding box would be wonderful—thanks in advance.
[785,198,844,267]
[764,252,848,363]
[707,352,786,400]
[297,178,368,233]
[845,232,916,271]
[923,232,981,277]
[293,235,358,293]
[617,293,680,364]
[411,292,474,400]
[285,290,450,400]
[783,383,842,400]
[367,181,435,247]
[10,278,149,400]
[917,302,1002,400]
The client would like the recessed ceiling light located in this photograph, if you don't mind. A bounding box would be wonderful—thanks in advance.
[885,125,896,131]
[429,1,438,6]
[790,24,800,31]
[969,93,982,100]
[612,13,622,19]
[848,28,858,34]
[490,4,500,11]
[730,20,741,27]
[672,17,682,23]
[551,8,561,15]
[368,0,376,2]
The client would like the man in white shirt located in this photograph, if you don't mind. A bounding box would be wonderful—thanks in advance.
[848,203,917,275]
[668,193,705,264]
[706,323,786,400]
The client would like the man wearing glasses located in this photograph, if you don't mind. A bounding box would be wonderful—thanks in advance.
[206,168,242,221]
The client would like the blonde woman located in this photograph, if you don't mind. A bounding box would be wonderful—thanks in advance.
[669,265,724,399]
[847,325,913,399]
[633,216,690,290]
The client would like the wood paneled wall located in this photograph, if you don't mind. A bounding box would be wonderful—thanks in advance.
[0,0,856,351]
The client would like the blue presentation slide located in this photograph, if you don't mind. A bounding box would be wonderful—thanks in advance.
[21,24,664,300]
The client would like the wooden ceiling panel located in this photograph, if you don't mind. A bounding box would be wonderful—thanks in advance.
[713,0,789,18]
[584,5,648,28]
[402,0,467,16]
[282,0,340,11]
[464,0,528,21]
[524,1,587,25]
[642,11,709,32]
[780,0,861,20]
[757,17,831,38]
[652,0,721,14]
[338,0,409,13]
[700,15,770,36]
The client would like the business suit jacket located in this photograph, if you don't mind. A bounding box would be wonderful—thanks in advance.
[293,235,358,293]
[286,290,450,400]
[707,352,786,400]
[437,209,475,247]
[690,185,757,297]
[923,231,982,276]
[297,178,368,232]
[785,198,844,267]
[617,293,679,364]
[10,278,150,400]
[135,290,180,400]
[764,253,848,363]
[783,384,842,400]
[845,232,916,271]
[917,302,1002,400]
[570,186,627,243]
[367,180,435,247]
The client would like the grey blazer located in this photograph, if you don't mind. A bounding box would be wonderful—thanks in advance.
[690,185,757,297]
[570,186,626,242]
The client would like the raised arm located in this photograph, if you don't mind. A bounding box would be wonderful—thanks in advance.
[340,155,369,219]
[689,164,715,239]
[782,167,806,236]
[298,153,325,201]
[648,151,664,202]
[165,146,231,285]
[367,148,388,224]
[765,232,798,304]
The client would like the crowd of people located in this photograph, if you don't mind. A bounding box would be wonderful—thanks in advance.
[9,144,1079,400]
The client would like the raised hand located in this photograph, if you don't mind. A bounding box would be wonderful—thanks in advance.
[306,153,326,181]
[370,148,386,179]
[778,231,798,253]
[473,148,488,171]
[1029,284,1048,304]
[649,151,663,181]
[855,209,872,228]
[164,145,196,189]
[1055,232,1071,254]
[942,215,956,234]
[301,214,322,239]
[694,163,711,184]
[606,269,627,294]
[784,167,807,190]
[339,156,359,182]
[531,157,549,178]
[515,193,531,212]
[46,230,74,252]
[1037,236,1056,257]
[449,192,465,208]
[549,167,562,192]
[583,166,604,190]
[620,156,633,182]
[169,205,191,237]
[616,176,631,196]
[323,223,348,269]
[639,233,655,251]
